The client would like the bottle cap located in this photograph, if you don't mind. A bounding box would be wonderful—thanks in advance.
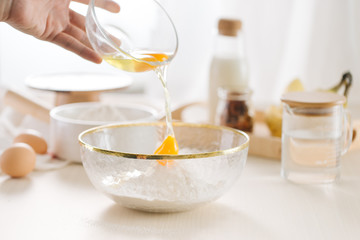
[218,88,252,101]
[218,18,242,37]
[281,91,346,108]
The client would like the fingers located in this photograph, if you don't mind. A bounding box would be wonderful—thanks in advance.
[69,10,86,31]
[51,1,120,63]
[67,10,101,62]
[73,0,120,13]
[51,33,102,64]
[69,9,122,51]
[63,24,92,49]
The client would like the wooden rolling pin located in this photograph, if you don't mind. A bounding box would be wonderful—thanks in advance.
[3,88,51,123]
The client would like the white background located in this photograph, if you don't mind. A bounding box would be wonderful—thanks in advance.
[0,0,359,108]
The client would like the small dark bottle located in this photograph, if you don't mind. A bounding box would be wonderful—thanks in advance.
[216,88,254,132]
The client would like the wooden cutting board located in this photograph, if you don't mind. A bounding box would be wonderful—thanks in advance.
[248,111,360,160]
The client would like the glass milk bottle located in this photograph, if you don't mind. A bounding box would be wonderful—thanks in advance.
[280,91,352,184]
[208,18,249,124]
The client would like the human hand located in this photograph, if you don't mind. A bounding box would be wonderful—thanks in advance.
[1,0,120,63]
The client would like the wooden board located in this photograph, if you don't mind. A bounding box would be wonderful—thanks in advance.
[248,111,360,160]
[176,103,360,160]
[246,111,282,160]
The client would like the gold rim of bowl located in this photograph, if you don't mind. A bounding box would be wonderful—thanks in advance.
[78,122,250,160]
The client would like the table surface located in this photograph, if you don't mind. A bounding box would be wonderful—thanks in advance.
[1,92,360,240]
[1,150,360,240]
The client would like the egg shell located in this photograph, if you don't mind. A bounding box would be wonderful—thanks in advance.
[14,129,48,154]
[0,143,36,178]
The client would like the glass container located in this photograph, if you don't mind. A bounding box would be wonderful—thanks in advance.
[79,122,249,212]
[281,91,352,184]
[216,88,253,132]
[208,18,249,123]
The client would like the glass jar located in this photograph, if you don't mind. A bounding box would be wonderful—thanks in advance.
[216,88,253,132]
[280,91,352,184]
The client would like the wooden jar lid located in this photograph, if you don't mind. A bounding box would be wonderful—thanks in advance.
[218,18,242,37]
[281,91,346,108]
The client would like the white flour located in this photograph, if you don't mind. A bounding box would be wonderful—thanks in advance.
[100,156,230,212]
[75,105,127,122]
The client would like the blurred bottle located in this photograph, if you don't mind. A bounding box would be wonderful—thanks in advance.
[208,18,249,124]
[216,88,254,132]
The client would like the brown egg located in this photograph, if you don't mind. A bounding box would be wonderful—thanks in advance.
[14,129,48,154]
[0,143,36,178]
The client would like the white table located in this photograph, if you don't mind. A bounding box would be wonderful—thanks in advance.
[1,91,360,240]
[1,149,359,240]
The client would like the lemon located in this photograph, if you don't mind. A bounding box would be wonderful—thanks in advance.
[265,78,305,137]
[284,78,305,93]
[265,105,283,137]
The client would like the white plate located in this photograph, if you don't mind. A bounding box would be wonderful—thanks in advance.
[25,72,132,92]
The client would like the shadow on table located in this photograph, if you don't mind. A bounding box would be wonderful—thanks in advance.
[54,163,94,189]
[93,202,276,239]
[0,176,32,195]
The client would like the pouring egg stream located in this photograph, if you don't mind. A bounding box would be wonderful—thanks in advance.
[103,52,179,165]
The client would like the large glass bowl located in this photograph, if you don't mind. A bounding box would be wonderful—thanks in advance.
[79,122,249,212]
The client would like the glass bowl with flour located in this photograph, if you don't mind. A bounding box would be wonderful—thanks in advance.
[79,122,249,212]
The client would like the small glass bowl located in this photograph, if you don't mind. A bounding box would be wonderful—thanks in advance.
[79,122,249,212]
[86,0,178,68]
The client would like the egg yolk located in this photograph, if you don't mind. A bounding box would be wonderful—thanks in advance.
[154,135,179,166]
[138,53,169,71]
[142,53,169,62]
[103,53,169,72]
